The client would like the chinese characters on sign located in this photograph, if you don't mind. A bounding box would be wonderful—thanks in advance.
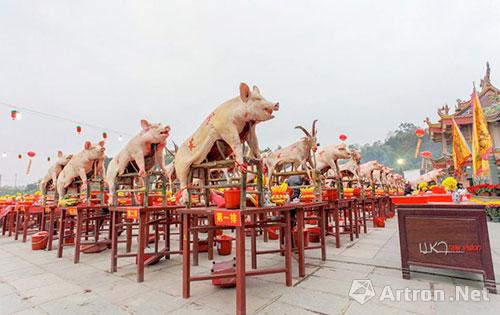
[214,209,242,227]
[68,207,77,216]
[126,208,139,220]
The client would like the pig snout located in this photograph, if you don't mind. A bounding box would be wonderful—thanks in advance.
[160,126,171,135]
[273,102,279,111]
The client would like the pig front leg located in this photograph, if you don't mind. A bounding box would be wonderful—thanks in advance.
[221,129,247,172]
[78,167,88,187]
[51,171,58,190]
[247,124,261,159]
[130,150,147,177]
[154,144,168,175]
[56,174,68,201]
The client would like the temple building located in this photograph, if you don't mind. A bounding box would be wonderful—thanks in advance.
[425,63,500,173]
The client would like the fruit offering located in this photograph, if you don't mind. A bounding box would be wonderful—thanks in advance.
[58,194,80,207]
[344,188,354,198]
[271,183,288,206]
[300,187,315,202]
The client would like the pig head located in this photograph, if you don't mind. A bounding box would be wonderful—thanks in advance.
[39,151,73,194]
[56,140,106,200]
[105,119,170,204]
[174,83,279,201]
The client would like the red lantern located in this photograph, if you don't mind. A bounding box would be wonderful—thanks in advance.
[421,151,431,159]
[76,125,82,135]
[339,134,347,141]
[415,128,425,138]
[414,128,425,159]
[10,110,17,120]
[102,132,108,139]
[26,151,36,175]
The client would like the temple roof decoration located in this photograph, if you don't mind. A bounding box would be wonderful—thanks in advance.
[435,62,500,123]
[425,62,500,169]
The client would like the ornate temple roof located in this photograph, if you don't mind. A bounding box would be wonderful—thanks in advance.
[425,62,500,130]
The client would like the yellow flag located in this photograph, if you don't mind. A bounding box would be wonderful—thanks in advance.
[471,87,493,177]
[451,118,471,174]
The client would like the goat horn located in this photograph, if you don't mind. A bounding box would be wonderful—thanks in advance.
[312,119,318,136]
[294,125,311,137]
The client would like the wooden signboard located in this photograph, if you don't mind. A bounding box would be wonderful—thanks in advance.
[397,203,496,293]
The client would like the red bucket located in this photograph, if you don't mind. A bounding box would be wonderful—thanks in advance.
[215,234,233,256]
[224,188,241,209]
[198,239,208,252]
[31,231,49,250]
[322,188,338,201]
[64,229,75,245]
[307,227,321,243]
[293,227,309,248]
[268,226,279,240]
[374,216,385,228]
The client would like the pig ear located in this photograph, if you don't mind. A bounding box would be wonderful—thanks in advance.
[84,141,92,150]
[252,85,260,94]
[239,83,250,103]
[140,119,151,130]
[57,151,64,158]
[98,140,105,147]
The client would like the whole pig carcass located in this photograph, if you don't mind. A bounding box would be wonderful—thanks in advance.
[315,143,352,177]
[338,149,362,181]
[409,168,446,188]
[359,160,384,187]
[380,167,394,189]
[174,83,279,201]
[323,149,361,187]
[263,120,318,189]
[105,120,170,204]
[56,141,106,200]
[39,151,73,195]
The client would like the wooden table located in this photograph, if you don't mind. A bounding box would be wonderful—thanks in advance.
[20,205,44,242]
[43,205,60,251]
[179,205,294,315]
[397,203,496,294]
[109,205,183,282]
[57,205,111,263]
[292,202,327,277]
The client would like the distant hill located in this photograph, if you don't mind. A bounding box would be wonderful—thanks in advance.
[352,122,442,171]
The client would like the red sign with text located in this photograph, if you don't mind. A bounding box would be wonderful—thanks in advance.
[214,209,242,227]
[126,208,139,220]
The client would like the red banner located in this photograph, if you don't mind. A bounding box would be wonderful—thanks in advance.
[214,209,242,227]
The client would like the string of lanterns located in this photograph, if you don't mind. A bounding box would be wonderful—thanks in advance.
[1,101,133,167]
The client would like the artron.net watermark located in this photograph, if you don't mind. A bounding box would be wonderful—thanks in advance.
[349,279,490,305]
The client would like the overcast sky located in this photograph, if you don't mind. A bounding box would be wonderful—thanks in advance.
[1,1,499,186]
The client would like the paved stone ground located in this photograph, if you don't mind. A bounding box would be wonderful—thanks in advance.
[2,217,500,314]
